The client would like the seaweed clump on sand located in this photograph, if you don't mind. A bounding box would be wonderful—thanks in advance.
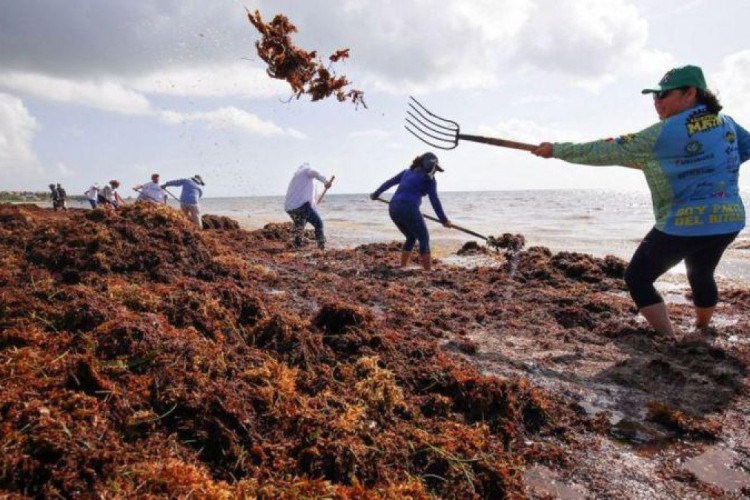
[247,9,366,108]
[0,202,583,498]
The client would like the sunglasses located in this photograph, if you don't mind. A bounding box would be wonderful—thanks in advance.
[653,87,689,101]
[653,89,675,100]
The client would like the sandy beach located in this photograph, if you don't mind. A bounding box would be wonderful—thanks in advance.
[1,202,749,498]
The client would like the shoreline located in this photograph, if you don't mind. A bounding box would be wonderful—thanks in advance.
[15,198,750,282]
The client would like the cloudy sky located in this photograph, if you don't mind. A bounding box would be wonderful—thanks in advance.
[1,0,749,197]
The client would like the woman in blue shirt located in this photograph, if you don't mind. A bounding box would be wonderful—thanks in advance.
[532,65,750,337]
[371,152,452,271]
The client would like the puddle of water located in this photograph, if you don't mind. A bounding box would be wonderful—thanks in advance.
[578,401,624,425]
[683,447,750,492]
[609,419,670,446]
[524,464,589,500]
[440,254,502,268]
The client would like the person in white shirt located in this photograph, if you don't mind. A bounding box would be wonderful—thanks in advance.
[134,173,167,204]
[98,180,122,208]
[84,183,99,208]
[283,162,333,249]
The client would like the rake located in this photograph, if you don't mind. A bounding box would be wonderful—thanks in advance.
[374,197,489,241]
[405,96,537,152]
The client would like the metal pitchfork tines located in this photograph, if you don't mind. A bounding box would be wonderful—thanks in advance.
[405,96,538,152]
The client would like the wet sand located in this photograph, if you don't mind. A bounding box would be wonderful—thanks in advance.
[1,203,749,498]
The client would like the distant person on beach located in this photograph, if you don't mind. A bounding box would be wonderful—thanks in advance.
[532,65,750,337]
[98,180,123,208]
[84,183,99,209]
[370,152,452,271]
[134,174,167,205]
[111,180,124,208]
[49,184,60,210]
[284,162,333,250]
[162,175,205,229]
[56,184,67,211]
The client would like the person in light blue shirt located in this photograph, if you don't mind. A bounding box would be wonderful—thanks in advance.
[533,65,750,337]
[371,152,452,271]
[162,175,205,229]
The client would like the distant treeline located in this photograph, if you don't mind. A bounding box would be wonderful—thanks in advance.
[0,191,85,203]
[0,191,49,202]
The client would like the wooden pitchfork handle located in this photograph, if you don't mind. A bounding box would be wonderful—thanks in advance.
[458,134,537,152]
[162,187,180,202]
[374,197,488,241]
[317,175,335,204]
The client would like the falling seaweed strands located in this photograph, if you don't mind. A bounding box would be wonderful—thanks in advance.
[246,9,366,109]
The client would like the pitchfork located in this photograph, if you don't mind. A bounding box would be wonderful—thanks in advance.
[405,96,537,152]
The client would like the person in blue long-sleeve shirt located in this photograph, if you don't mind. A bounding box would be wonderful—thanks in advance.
[370,152,452,271]
[162,175,205,229]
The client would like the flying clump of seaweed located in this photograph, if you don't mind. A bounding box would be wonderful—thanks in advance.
[247,9,366,109]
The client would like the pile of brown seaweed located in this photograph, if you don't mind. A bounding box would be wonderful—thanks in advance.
[247,9,366,108]
[2,203,749,498]
[0,203,582,497]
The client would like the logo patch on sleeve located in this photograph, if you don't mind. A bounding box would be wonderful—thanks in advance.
[615,134,636,144]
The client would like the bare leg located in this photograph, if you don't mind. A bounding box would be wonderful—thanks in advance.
[639,302,675,337]
[400,251,410,268]
[695,306,715,328]
[420,253,432,272]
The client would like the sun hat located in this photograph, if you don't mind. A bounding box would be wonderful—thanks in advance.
[641,65,707,94]
[192,175,205,186]
[421,152,444,172]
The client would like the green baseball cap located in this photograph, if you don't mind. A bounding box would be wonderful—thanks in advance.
[641,65,707,94]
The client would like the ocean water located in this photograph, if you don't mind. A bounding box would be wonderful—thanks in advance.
[201,189,750,282]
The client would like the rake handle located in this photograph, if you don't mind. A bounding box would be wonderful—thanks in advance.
[317,175,335,204]
[458,134,537,152]
[162,187,180,202]
[374,198,487,241]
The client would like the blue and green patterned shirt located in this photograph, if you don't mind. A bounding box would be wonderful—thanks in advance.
[554,105,750,236]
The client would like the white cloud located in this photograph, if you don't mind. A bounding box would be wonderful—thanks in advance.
[715,50,750,120]
[477,118,586,144]
[129,62,288,99]
[0,72,151,115]
[0,93,43,185]
[299,0,533,93]
[0,2,255,78]
[348,129,391,140]
[0,1,676,102]
[512,0,674,91]
[268,0,673,95]
[160,107,307,138]
[56,162,74,176]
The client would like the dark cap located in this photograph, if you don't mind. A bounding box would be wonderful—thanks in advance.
[192,175,205,186]
[641,65,707,94]
[421,152,444,172]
